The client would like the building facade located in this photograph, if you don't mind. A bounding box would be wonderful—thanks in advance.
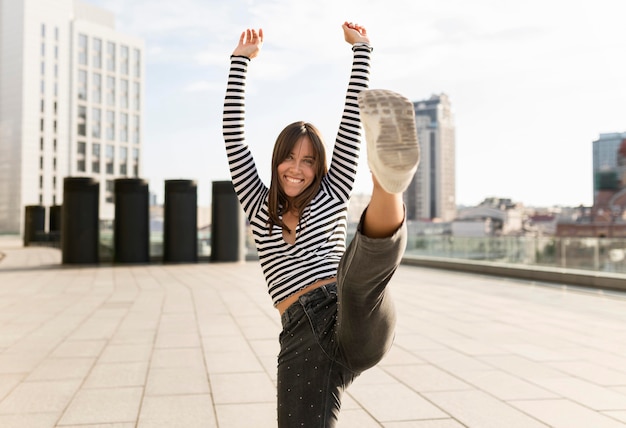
[0,0,144,234]
[592,132,626,202]
[403,94,456,222]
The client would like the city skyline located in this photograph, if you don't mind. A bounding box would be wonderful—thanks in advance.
[84,0,625,208]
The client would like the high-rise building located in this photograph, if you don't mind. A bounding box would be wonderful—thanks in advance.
[592,132,626,200]
[403,94,456,222]
[0,0,144,234]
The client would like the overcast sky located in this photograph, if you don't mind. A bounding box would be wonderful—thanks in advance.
[87,0,626,208]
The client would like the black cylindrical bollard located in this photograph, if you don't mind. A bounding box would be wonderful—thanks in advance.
[23,205,45,246]
[211,181,245,262]
[163,180,197,263]
[62,177,99,264]
[114,178,150,263]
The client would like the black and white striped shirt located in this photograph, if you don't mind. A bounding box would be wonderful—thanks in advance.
[222,44,372,306]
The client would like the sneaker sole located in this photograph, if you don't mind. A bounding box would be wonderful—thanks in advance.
[358,89,419,193]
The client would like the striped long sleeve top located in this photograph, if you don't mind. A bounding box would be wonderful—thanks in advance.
[222,44,372,306]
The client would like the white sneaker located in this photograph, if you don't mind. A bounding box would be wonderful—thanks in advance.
[358,89,419,194]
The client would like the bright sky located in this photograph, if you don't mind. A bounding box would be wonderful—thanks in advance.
[87,0,626,208]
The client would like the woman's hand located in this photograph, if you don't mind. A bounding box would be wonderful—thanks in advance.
[232,28,264,59]
[342,22,370,45]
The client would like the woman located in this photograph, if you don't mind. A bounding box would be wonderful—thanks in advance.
[223,23,419,427]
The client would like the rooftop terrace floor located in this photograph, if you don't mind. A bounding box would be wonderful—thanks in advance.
[1,237,626,427]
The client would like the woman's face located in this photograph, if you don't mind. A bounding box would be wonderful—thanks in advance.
[277,136,317,198]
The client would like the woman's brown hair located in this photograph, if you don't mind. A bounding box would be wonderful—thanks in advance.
[268,121,328,233]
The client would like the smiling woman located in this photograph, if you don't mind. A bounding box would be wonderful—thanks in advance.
[221,23,421,427]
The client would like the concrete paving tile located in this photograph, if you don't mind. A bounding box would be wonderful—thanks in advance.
[0,379,81,414]
[460,369,557,400]
[26,357,94,382]
[201,335,250,353]
[84,362,149,388]
[501,343,578,362]
[137,394,216,428]
[0,413,59,428]
[530,377,626,410]
[204,349,264,373]
[99,343,154,363]
[383,364,471,392]
[248,338,280,357]
[423,390,548,428]
[477,354,566,380]
[51,339,107,358]
[58,387,143,425]
[383,420,466,428]
[0,374,24,400]
[197,314,242,337]
[210,372,275,404]
[379,345,425,366]
[155,332,201,349]
[393,334,447,352]
[109,329,157,345]
[511,399,626,428]
[415,349,493,376]
[61,424,134,428]
[547,360,626,386]
[145,366,209,395]
[337,408,381,427]
[150,347,205,369]
[603,411,626,423]
[355,365,399,385]
[215,402,275,428]
[349,382,447,422]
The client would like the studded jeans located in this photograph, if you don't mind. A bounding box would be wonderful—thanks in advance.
[277,220,406,427]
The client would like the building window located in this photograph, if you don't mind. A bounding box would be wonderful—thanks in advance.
[133,115,140,144]
[105,145,114,174]
[106,76,115,106]
[92,73,102,103]
[92,38,102,69]
[53,139,57,151]
[41,23,45,38]
[120,79,129,109]
[92,143,101,173]
[106,111,115,141]
[132,148,139,177]
[55,27,59,41]
[78,34,88,65]
[54,64,58,78]
[54,45,58,60]
[133,82,140,111]
[41,61,45,75]
[40,137,44,150]
[40,118,44,131]
[120,113,128,142]
[53,157,57,171]
[106,180,114,203]
[92,108,101,138]
[120,146,128,175]
[40,99,45,113]
[77,141,86,173]
[120,45,129,75]
[77,106,87,136]
[41,80,45,95]
[40,156,44,170]
[106,41,115,72]
[41,42,45,56]
[133,48,141,78]
[54,101,57,115]
[78,70,87,101]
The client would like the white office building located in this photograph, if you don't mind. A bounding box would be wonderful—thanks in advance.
[404,94,456,222]
[0,0,144,234]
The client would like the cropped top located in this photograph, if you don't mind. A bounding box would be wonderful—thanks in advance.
[222,44,372,305]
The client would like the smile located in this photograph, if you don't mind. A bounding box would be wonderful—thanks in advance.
[285,176,304,184]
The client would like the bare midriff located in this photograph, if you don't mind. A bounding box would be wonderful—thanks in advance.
[276,277,337,315]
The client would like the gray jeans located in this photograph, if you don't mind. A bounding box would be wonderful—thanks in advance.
[277,220,407,427]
